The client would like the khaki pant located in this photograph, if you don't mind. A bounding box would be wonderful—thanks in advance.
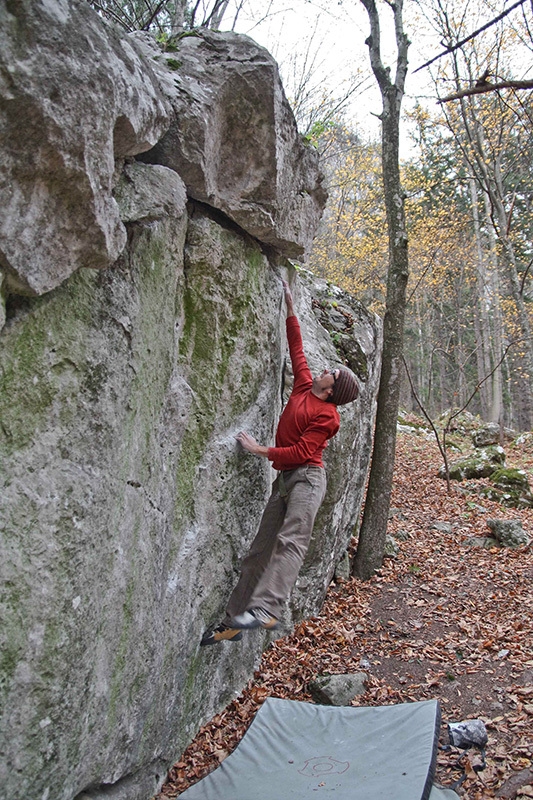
[225,465,327,621]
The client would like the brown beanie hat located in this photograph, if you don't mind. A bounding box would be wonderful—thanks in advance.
[330,368,359,406]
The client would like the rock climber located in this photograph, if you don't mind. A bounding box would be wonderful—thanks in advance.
[201,279,359,646]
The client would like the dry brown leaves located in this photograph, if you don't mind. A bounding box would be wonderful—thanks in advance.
[156,429,533,800]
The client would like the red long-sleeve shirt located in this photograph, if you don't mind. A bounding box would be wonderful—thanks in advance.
[267,316,340,471]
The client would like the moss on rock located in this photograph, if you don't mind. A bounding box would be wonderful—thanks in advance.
[480,467,533,508]
[439,445,505,481]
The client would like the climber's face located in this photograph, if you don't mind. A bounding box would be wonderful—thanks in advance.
[312,368,338,397]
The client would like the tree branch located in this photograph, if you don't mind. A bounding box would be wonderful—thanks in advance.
[402,355,450,490]
[438,79,533,103]
[142,0,168,31]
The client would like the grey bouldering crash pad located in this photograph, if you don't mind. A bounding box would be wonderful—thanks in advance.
[178,697,459,799]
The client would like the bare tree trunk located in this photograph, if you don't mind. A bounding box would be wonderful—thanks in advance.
[207,0,230,29]
[492,154,533,429]
[353,0,409,580]
[455,268,467,408]
[431,3,532,428]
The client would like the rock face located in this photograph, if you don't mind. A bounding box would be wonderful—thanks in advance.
[0,5,382,800]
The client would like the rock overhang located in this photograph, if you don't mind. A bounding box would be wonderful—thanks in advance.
[0,6,327,302]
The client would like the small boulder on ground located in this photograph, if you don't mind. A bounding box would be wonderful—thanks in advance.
[431,521,453,534]
[486,519,530,547]
[471,423,515,448]
[309,673,368,706]
[463,536,500,549]
[384,535,399,558]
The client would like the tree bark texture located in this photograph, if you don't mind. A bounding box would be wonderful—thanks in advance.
[353,0,409,580]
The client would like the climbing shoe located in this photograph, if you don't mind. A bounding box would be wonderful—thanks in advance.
[200,623,243,646]
[229,607,280,631]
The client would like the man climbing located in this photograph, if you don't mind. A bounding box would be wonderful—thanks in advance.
[201,279,359,646]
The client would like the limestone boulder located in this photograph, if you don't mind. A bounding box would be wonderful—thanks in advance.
[384,534,400,558]
[0,185,381,800]
[138,29,327,258]
[0,7,380,800]
[0,0,171,296]
[463,536,499,549]
[471,423,500,447]
[471,423,515,447]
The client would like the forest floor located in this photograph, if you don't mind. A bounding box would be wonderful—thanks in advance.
[157,421,533,800]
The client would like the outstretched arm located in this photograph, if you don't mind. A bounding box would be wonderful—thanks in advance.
[236,280,298,458]
[282,279,295,318]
